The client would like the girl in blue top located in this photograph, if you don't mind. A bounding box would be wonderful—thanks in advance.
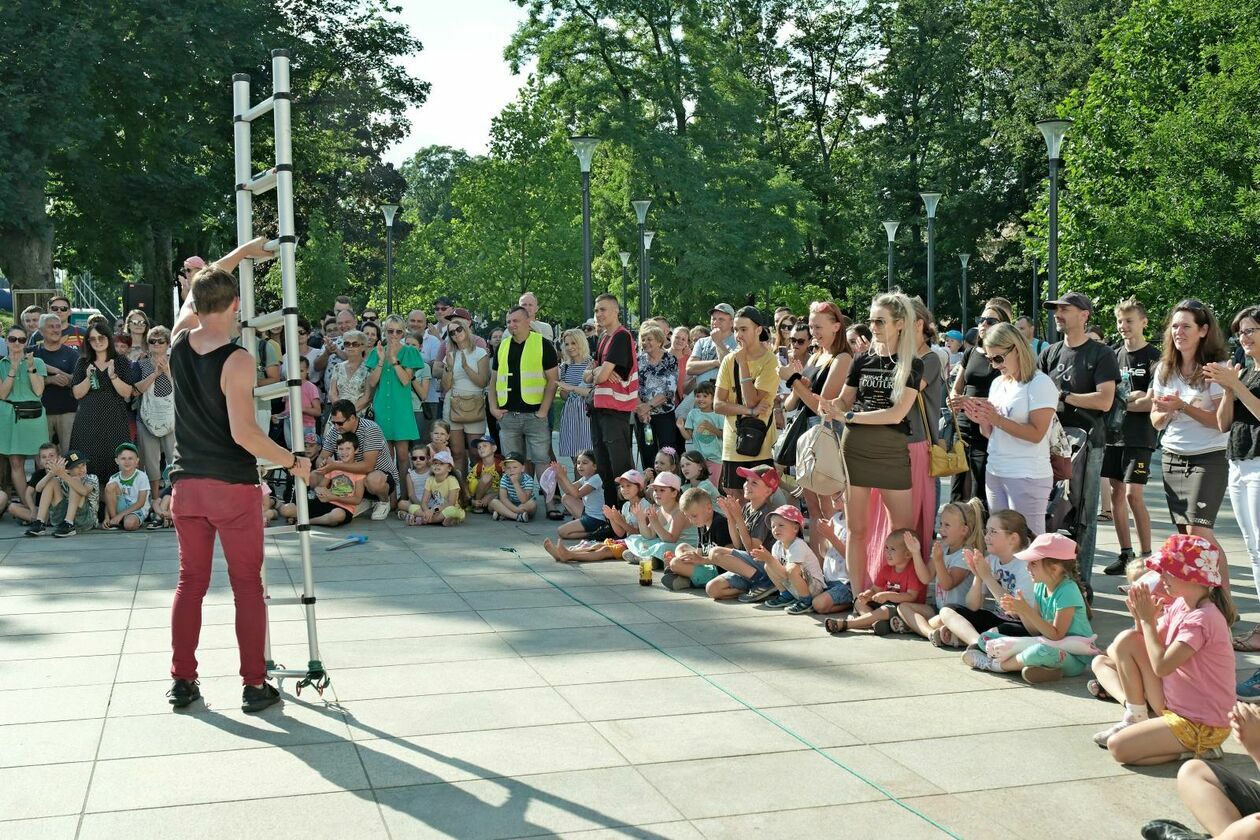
[963,532,1095,684]
[550,450,608,540]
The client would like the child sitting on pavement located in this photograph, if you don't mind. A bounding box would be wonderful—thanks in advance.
[551,450,608,538]
[104,443,151,531]
[623,471,688,568]
[753,504,826,614]
[25,450,99,538]
[935,509,1034,649]
[283,434,364,528]
[661,487,733,591]
[894,499,984,638]
[704,465,778,602]
[825,528,925,634]
[405,443,431,506]
[544,470,649,563]
[409,450,464,526]
[489,452,538,522]
[466,435,504,514]
[810,504,853,615]
[7,442,57,524]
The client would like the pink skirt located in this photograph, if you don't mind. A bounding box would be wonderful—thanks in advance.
[865,440,935,586]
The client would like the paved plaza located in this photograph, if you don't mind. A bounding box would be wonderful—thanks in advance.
[2,473,1259,839]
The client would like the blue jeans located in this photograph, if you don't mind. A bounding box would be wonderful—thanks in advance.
[497,410,551,466]
[1076,442,1107,586]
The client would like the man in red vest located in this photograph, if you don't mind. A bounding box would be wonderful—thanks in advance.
[584,293,638,506]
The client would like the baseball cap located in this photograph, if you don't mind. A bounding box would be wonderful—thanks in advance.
[945,330,964,342]
[735,464,780,493]
[431,451,454,465]
[734,305,768,328]
[1015,532,1078,563]
[1042,292,1093,313]
[471,435,497,449]
[115,442,138,456]
[584,318,597,327]
[450,308,473,322]
[182,256,206,271]
[616,469,645,487]
[503,451,525,465]
[65,450,87,467]
[1145,534,1223,588]
[770,504,805,527]
[710,303,736,318]
[649,471,682,491]
[304,432,321,447]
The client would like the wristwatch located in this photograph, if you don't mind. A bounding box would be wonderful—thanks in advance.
[844,410,855,423]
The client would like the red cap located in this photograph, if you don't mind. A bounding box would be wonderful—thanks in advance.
[770,504,805,527]
[735,465,780,493]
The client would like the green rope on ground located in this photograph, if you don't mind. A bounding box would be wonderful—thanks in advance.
[499,546,962,839]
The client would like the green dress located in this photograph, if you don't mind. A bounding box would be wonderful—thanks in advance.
[0,356,48,455]
[366,344,425,440]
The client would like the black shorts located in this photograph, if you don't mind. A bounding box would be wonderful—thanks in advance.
[371,471,397,500]
[1101,446,1152,485]
[942,605,1028,637]
[1208,763,1260,817]
[307,497,351,526]
[720,458,775,493]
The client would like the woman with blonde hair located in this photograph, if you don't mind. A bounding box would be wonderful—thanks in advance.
[962,321,1058,534]
[822,292,924,589]
[367,314,426,484]
[439,310,489,477]
[556,328,593,459]
[635,323,679,469]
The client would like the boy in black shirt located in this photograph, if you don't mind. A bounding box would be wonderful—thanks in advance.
[662,488,734,591]
[7,442,58,524]
[1102,298,1159,573]
[1039,292,1120,589]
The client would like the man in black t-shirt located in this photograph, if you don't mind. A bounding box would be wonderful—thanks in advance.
[1039,291,1120,589]
[33,314,80,454]
[1102,298,1159,574]
[490,306,559,499]
[585,294,636,506]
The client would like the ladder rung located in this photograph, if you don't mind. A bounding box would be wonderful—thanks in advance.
[243,96,275,122]
[245,308,286,331]
[268,596,310,606]
[247,168,277,194]
[254,381,291,401]
[267,668,309,679]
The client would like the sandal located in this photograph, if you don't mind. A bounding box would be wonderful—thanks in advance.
[824,617,848,635]
[929,627,956,648]
[1233,627,1260,652]
[1087,679,1113,702]
[547,510,565,521]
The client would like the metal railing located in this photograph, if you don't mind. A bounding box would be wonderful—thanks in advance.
[69,271,119,322]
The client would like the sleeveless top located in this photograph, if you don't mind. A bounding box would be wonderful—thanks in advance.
[169,331,259,485]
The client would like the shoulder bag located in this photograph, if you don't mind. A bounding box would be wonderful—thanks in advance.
[921,394,967,477]
[733,357,769,457]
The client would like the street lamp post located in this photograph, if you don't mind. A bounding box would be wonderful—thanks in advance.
[569,136,600,321]
[632,200,651,323]
[920,193,942,314]
[643,230,655,320]
[618,251,631,324]
[958,253,970,331]
[380,203,400,314]
[1031,255,1039,339]
[882,220,900,291]
[1036,117,1071,343]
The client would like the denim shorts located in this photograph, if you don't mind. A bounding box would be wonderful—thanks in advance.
[715,549,770,591]
[579,514,610,538]
[822,578,853,606]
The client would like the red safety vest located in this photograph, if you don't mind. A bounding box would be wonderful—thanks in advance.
[593,325,639,412]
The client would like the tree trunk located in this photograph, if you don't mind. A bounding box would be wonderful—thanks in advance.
[0,179,54,294]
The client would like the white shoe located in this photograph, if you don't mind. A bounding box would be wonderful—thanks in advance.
[1092,713,1144,747]
[370,501,390,521]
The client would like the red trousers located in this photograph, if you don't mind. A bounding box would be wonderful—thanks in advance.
[170,477,266,685]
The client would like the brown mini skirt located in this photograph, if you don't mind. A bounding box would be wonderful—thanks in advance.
[841,424,912,490]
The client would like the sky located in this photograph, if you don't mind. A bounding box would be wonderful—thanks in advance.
[384,0,531,166]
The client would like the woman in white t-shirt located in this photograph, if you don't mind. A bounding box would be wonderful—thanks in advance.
[962,323,1057,535]
[1151,300,1230,574]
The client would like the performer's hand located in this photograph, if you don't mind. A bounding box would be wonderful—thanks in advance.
[291,455,312,483]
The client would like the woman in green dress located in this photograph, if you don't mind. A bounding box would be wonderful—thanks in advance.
[366,313,426,490]
[0,324,47,504]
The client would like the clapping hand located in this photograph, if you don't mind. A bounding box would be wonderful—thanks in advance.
[903,532,922,558]
[998,589,1033,617]
[1155,393,1185,413]
[1205,361,1243,390]
[1126,583,1159,624]
[1230,702,1260,760]
[963,548,987,577]
[930,539,945,566]
[778,358,803,382]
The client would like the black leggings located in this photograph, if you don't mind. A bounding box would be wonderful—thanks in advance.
[943,605,1029,638]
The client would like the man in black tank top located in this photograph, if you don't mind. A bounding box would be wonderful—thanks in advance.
[166,237,312,714]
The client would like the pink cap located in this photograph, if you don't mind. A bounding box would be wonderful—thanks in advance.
[770,504,805,527]
[183,256,207,271]
[431,451,454,465]
[649,471,682,491]
[1015,532,1078,563]
[617,469,646,487]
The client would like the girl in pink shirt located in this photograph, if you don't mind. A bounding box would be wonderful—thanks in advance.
[1091,534,1238,764]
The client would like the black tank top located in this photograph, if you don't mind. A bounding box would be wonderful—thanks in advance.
[169,331,259,485]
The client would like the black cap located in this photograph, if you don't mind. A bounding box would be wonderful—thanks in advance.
[1042,291,1093,313]
[734,305,767,328]
[65,450,87,467]
[503,451,525,464]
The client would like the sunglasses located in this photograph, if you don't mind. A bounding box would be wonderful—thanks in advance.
[386,328,404,335]
[7,336,24,344]
[343,341,362,348]
[977,316,1000,327]
[866,318,887,327]
[449,325,465,335]
[790,338,808,346]
[330,418,348,426]
[1239,327,1260,339]
[49,305,70,312]
[148,338,167,345]
[411,455,428,462]
[298,330,309,336]
[986,353,1006,366]
[128,319,147,326]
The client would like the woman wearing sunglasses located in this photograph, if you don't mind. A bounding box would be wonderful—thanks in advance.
[961,322,1057,534]
[367,314,427,486]
[0,325,47,506]
[70,322,136,496]
[124,309,150,362]
[946,300,1012,510]
[133,325,176,490]
[327,329,371,416]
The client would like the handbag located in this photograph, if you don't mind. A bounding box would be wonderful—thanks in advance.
[921,395,967,477]
[450,393,486,424]
[5,400,43,420]
[732,358,768,457]
[1049,414,1074,481]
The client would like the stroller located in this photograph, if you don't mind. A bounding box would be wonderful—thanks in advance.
[1046,426,1089,540]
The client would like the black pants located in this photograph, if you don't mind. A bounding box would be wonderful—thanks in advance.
[590,408,634,507]
[952,441,989,513]
[635,410,679,472]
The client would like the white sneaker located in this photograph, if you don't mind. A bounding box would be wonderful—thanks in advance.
[1092,713,1143,747]
[370,501,391,521]
[962,649,995,671]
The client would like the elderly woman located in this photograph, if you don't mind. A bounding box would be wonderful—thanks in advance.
[70,322,135,495]
[635,323,679,469]
[440,311,489,476]
[367,314,426,481]
[0,324,47,504]
[556,328,593,459]
[327,329,371,415]
[133,325,175,490]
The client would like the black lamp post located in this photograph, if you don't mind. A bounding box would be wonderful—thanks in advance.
[921,192,942,313]
[569,136,600,321]
[632,200,651,323]
[959,253,970,330]
[882,220,900,291]
[1036,118,1071,343]
[380,203,399,314]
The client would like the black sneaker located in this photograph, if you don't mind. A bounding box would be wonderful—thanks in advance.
[242,682,282,714]
[1104,548,1134,576]
[53,521,76,538]
[1140,819,1209,840]
[167,679,201,708]
[24,520,45,537]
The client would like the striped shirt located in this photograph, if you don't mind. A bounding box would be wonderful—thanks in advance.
[499,472,537,505]
[321,416,399,486]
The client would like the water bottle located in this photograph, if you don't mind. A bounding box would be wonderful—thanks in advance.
[644,423,654,445]
[639,558,653,587]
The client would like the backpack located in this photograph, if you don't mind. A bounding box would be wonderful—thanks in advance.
[794,420,848,498]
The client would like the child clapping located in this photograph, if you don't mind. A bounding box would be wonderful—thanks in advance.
[754,504,826,614]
